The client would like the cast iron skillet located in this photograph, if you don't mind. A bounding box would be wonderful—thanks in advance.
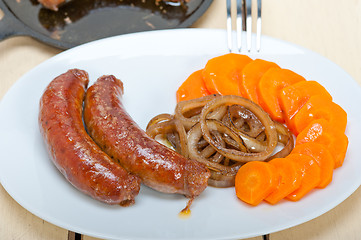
[0,0,213,49]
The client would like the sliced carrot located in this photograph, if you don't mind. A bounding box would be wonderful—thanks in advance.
[291,142,334,188]
[291,95,347,135]
[235,161,280,206]
[296,119,349,168]
[257,68,306,123]
[176,70,210,102]
[264,158,302,205]
[285,154,321,201]
[202,53,252,96]
[279,80,333,132]
[240,59,280,103]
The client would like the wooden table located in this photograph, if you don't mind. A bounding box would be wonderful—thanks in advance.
[1,0,361,239]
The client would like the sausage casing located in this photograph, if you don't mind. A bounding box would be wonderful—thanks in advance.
[39,69,141,205]
[83,75,210,197]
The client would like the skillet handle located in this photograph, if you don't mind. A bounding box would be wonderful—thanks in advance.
[0,0,32,41]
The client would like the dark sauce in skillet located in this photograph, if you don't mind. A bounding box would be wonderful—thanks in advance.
[5,0,207,45]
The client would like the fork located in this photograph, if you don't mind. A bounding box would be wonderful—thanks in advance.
[226,0,262,52]
[227,1,268,239]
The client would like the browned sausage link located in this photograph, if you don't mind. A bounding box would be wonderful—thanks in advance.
[83,75,210,198]
[39,69,141,205]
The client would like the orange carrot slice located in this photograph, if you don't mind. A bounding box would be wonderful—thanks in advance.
[286,154,321,201]
[240,59,280,103]
[202,53,252,96]
[279,80,333,131]
[235,161,280,206]
[257,68,306,123]
[291,95,347,135]
[264,158,302,205]
[176,70,210,102]
[296,119,349,168]
[291,142,334,188]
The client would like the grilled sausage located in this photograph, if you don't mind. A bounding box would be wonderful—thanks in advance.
[39,69,141,205]
[83,75,210,198]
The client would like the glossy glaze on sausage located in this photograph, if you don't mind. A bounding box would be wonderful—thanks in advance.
[39,69,141,205]
[83,75,210,198]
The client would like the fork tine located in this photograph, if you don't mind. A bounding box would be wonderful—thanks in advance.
[227,0,261,53]
[226,0,232,52]
[245,0,252,52]
[256,0,262,51]
[236,0,243,52]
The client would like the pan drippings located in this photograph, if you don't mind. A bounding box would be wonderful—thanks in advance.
[3,0,210,48]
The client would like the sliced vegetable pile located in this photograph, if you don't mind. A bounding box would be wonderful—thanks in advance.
[147,94,294,188]
[166,53,348,205]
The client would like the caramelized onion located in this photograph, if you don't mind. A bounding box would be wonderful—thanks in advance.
[187,122,243,173]
[228,105,264,137]
[200,95,278,162]
[175,94,226,130]
[146,95,294,188]
[146,118,188,157]
[267,121,295,160]
[146,113,174,129]
[208,170,240,188]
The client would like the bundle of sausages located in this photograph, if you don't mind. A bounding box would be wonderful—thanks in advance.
[38,69,210,206]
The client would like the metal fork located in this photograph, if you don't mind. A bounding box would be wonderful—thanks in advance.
[227,2,267,239]
[226,0,262,52]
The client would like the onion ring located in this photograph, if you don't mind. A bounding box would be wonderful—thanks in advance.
[146,118,188,157]
[208,169,241,188]
[267,121,295,160]
[146,95,294,188]
[228,105,264,137]
[199,95,278,162]
[187,122,243,173]
[146,113,174,130]
[175,94,227,130]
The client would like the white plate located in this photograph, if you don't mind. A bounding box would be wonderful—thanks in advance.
[1,29,361,240]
